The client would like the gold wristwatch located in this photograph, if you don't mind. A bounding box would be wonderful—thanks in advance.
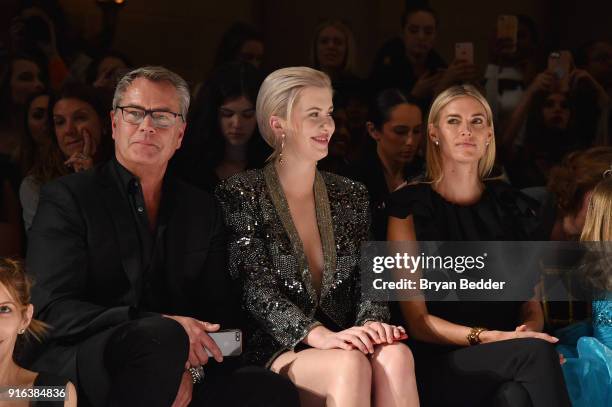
[467,327,487,345]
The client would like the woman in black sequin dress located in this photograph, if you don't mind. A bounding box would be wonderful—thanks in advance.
[387,84,571,406]
[216,67,419,406]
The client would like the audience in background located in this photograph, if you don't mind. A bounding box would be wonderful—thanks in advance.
[19,83,111,230]
[87,50,131,91]
[502,67,609,188]
[17,91,50,176]
[213,22,265,70]
[542,147,612,241]
[483,14,541,133]
[0,55,47,158]
[173,62,268,192]
[369,4,478,109]
[317,100,353,175]
[348,88,425,240]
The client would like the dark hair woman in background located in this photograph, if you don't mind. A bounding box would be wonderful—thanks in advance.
[17,91,51,178]
[19,83,111,230]
[348,88,425,240]
[502,67,609,188]
[369,4,477,107]
[213,22,265,69]
[173,62,269,192]
[0,55,47,159]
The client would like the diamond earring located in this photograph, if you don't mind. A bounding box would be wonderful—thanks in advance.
[278,133,286,164]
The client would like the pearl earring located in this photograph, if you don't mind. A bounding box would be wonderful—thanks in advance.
[434,140,439,146]
[18,329,25,334]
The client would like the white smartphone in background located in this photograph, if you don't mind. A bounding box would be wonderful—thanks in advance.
[548,50,573,92]
[206,329,242,357]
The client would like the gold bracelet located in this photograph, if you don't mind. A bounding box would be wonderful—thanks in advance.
[467,327,487,346]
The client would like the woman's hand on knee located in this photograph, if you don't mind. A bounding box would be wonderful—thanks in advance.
[305,325,375,354]
[364,321,406,344]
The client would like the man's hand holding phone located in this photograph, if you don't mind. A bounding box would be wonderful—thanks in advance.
[163,315,223,368]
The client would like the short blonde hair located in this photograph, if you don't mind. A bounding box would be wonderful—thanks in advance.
[426,85,496,183]
[256,67,332,161]
[310,20,356,74]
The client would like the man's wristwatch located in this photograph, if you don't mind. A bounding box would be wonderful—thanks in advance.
[188,366,205,384]
[467,327,487,346]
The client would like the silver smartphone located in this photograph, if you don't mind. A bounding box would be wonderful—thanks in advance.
[206,329,242,357]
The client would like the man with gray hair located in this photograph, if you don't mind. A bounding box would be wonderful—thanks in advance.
[25,66,298,407]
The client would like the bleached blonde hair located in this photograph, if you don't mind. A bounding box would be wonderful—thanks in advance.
[256,66,331,161]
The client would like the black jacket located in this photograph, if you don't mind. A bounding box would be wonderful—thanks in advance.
[24,160,237,391]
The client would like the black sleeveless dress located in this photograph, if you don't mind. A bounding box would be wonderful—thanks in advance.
[387,180,543,356]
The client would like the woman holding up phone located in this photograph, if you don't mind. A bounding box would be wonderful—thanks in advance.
[369,4,477,107]
[501,55,610,188]
[217,67,419,407]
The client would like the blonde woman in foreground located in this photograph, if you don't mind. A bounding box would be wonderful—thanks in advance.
[386,84,571,406]
[216,67,419,407]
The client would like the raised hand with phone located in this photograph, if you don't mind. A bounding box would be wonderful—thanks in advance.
[432,43,479,95]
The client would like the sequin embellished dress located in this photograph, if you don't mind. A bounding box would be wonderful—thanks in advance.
[216,163,390,366]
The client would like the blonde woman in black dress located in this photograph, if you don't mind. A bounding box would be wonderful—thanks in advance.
[387,84,571,407]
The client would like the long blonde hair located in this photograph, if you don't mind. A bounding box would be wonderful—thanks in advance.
[579,177,612,292]
[426,85,496,183]
[581,177,612,242]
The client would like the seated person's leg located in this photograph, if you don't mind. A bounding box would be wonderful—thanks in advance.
[370,342,419,407]
[492,382,531,407]
[269,348,372,407]
[192,365,299,407]
[78,316,188,407]
[415,338,569,407]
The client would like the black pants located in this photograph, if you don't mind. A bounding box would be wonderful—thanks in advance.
[414,338,571,407]
[78,317,298,407]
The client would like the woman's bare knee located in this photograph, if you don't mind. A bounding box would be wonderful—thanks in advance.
[332,349,372,385]
[371,342,415,373]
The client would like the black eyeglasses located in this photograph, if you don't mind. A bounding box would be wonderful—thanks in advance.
[116,106,184,128]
